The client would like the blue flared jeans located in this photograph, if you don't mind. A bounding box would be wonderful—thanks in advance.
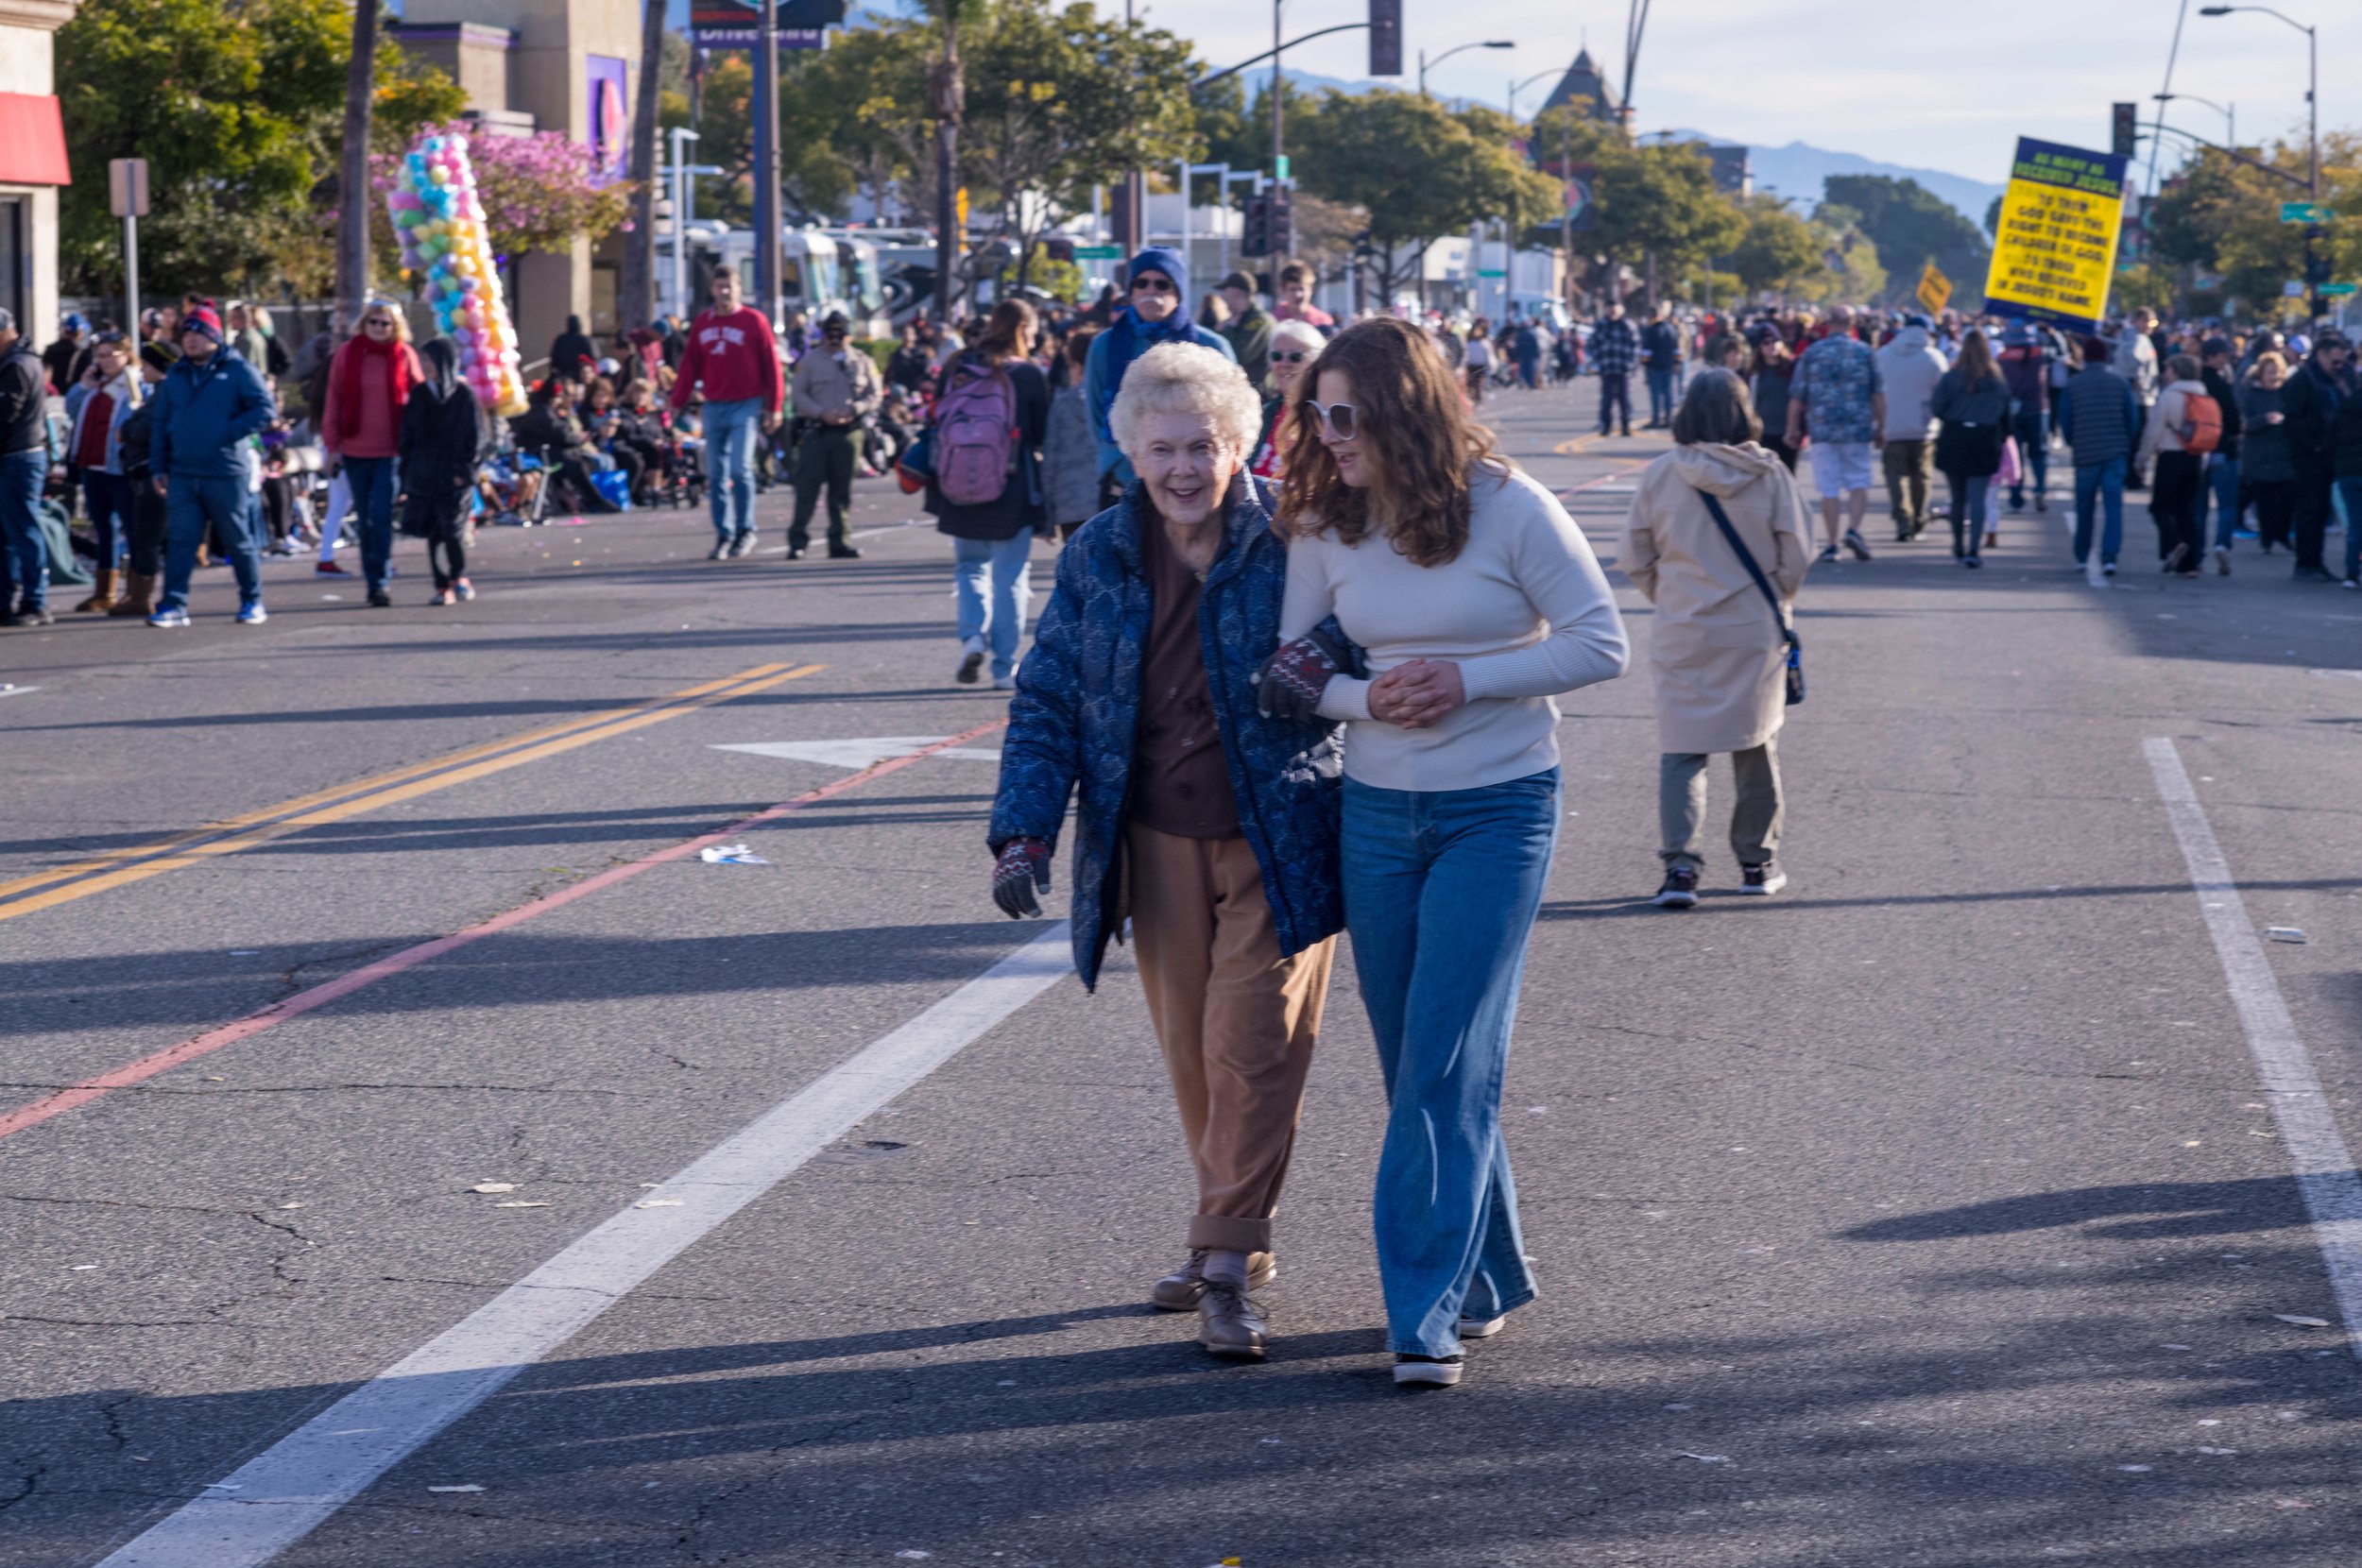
[1342,766,1561,1358]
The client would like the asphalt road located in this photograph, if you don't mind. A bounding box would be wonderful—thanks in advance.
[4,378,2360,1568]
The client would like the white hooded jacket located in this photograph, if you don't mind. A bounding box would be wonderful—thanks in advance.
[1874,324,1949,440]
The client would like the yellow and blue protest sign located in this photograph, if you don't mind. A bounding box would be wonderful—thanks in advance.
[1983,137,2128,333]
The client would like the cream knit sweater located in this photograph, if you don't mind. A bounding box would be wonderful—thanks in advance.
[1279,464,1629,792]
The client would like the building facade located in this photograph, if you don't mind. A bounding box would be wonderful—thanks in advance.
[392,0,641,362]
[0,0,76,344]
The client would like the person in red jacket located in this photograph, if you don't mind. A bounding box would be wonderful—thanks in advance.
[668,267,784,559]
[319,301,425,607]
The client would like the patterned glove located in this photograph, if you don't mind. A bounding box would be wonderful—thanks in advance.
[991,837,1053,919]
[1254,629,1347,722]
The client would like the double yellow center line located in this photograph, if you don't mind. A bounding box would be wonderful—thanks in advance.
[0,661,824,924]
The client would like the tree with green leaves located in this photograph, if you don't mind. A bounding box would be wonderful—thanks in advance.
[1587,141,1745,305]
[1292,90,1557,306]
[959,1,1197,289]
[1728,196,1824,300]
[1818,175,1988,308]
[2146,135,2362,316]
[56,0,465,301]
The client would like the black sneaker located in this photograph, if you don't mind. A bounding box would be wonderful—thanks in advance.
[4,605,54,626]
[1740,861,1787,895]
[367,588,392,608]
[1843,528,1873,561]
[829,544,863,560]
[707,539,730,561]
[1652,865,1701,909]
[1817,544,1840,564]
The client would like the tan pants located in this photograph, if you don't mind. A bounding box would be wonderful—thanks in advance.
[1126,825,1336,1253]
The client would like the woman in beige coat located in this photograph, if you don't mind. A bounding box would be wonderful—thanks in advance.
[1621,368,1814,908]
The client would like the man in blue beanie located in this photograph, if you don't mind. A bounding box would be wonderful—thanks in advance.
[1082,246,1236,505]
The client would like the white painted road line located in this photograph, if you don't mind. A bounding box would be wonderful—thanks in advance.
[94,921,1076,1568]
[714,737,1003,770]
[2146,738,2362,1362]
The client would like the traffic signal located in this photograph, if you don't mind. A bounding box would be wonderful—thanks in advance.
[2112,102,2138,161]
[1368,0,1401,76]
[1242,193,1271,257]
[2306,230,2331,285]
[1045,237,1075,264]
[1268,186,1293,260]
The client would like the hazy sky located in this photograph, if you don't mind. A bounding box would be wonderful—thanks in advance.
[1144,0,2356,183]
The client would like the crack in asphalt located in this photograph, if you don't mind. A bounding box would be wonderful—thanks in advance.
[0,1463,45,1513]
[267,937,423,1005]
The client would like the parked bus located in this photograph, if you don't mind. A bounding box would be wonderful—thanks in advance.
[664,225,890,338]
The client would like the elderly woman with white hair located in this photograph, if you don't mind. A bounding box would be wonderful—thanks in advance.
[1251,317,1326,479]
[988,340,1350,1363]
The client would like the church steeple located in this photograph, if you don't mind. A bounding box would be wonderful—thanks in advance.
[1540,46,1618,122]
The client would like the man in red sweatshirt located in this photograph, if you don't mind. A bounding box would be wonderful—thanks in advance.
[669,268,784,559]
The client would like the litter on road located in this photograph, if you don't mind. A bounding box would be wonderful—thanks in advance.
[699,844,770,865]
[470,1182,517,1194]
[2265,928,2309,944]
[2272,1314,2332,1327]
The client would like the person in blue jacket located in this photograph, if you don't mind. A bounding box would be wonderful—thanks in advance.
[146,306,276,627]
[989,340,1343,1365]
[1082,246,1235,505]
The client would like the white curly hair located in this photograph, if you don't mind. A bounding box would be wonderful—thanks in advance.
[1109,341,1264,465]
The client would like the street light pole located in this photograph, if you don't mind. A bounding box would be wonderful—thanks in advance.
[1417,38,1514,98]
[669,127,701,319]
[1508,67,1557,124]
[1273,0,1284,181]
[2153,91,2233,147]
[2198,6,2319,316]
[2197,6,2314,193]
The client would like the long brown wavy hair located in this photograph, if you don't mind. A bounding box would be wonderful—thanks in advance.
[1275,315,1505,567]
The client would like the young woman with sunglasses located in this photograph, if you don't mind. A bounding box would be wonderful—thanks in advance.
[1261,315,1629,1387]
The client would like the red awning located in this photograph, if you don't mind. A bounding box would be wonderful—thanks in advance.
[0,94,70,186]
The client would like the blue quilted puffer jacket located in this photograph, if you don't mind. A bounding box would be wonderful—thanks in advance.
[989,477,1344,990]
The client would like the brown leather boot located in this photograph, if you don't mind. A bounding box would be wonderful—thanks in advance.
[111,572,157,617]
[74,568,116,613]
[1197,1281,1268,1361]
[1151,1249,1276,1312]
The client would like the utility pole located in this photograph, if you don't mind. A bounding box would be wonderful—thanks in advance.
[930,8,967,324]
[621,0,667,333]
[335,0,379,325]
[753,0,785,326]
[1116,0,1143,264]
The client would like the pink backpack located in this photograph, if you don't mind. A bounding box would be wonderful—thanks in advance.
[933,357,1018,506]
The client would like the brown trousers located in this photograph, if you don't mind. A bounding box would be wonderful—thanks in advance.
[1125,825,1336,1253]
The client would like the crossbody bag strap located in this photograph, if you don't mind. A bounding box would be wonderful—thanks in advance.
[1697,489,1800,652]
